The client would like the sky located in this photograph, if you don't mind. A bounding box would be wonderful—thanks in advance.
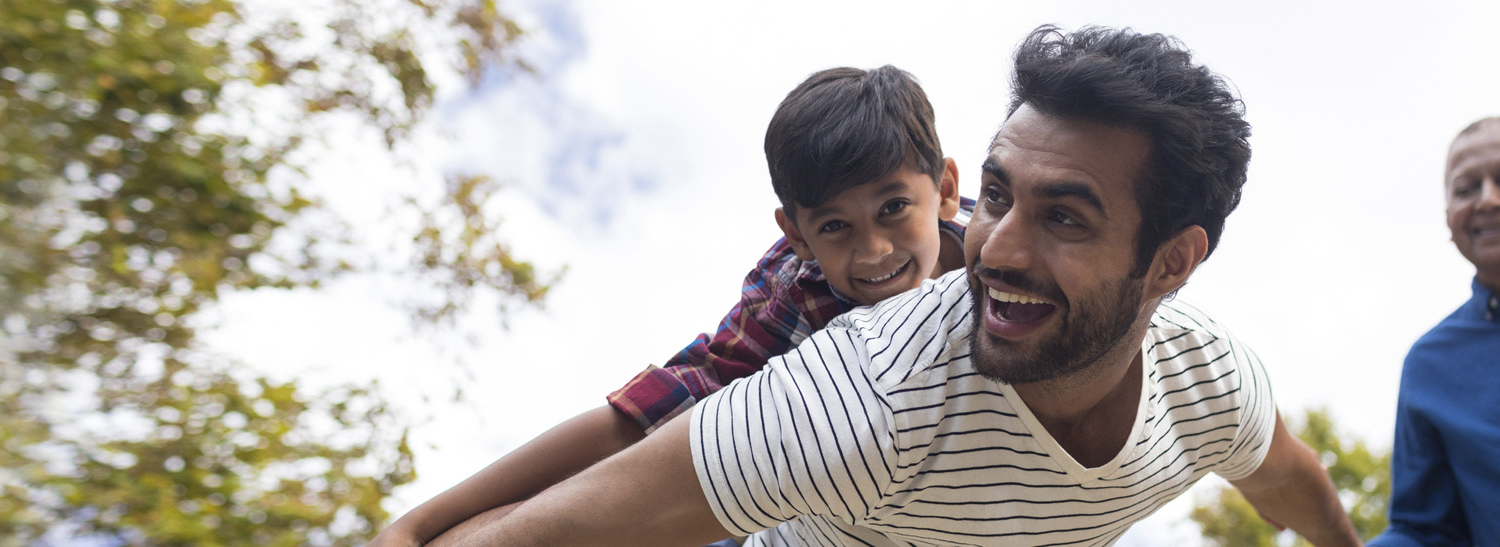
[204,0,1500,542]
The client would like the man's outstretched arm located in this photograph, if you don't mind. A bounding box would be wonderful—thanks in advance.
[370,405,645,546]
[428,412,734,547]
[1230,410,1363,547]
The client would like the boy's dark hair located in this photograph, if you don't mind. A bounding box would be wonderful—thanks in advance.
[1008,25,1252,277]
[765,65,943,215]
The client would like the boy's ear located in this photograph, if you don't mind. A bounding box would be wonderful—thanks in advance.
[937,157,960,222]
[1145,225,1208,300]
[774,207,816,261]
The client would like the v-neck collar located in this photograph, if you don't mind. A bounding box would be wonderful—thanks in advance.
[995,335,1153,483]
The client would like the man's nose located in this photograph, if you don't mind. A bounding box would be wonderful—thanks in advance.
[1480,177,1500,211]
[978,212,1034,271]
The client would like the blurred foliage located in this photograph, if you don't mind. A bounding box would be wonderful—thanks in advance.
[407,173,558,329]
[0,0,551,544]
[1191,408,1391,546]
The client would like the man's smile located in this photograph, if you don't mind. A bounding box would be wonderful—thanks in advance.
[982,285,1058,338]
[1469,218,1500,239]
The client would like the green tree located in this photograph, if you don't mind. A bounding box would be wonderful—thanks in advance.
[1190,408,1391,546]
[0,0,552,544]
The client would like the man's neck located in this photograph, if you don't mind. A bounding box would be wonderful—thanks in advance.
[1477,270,1500,296]
[1011,328,1147,468]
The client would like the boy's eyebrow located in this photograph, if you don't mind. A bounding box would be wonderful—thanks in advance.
[981,157,1109,218]
[801,203,841,224]
[802,180,913,224]
[874,180,909,196]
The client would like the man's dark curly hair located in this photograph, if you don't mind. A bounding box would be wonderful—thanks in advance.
[1008,25,1252,277]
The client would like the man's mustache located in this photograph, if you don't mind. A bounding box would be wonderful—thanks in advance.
[971,263,1068,306]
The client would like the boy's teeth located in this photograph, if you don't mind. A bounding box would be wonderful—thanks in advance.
[987,287,1047,305]
[862,263,905,283]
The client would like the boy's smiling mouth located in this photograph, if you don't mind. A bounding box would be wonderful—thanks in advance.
[857,260,912,285]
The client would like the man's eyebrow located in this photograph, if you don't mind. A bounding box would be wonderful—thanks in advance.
[1040,182,1107,218]
[981,158,1008,183]
[983,157,1108,218]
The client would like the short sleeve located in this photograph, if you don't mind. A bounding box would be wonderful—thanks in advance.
[689,328,895,536]
[1212,336,1277,481]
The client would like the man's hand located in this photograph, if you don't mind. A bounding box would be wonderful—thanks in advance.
[1231,410,1363,547]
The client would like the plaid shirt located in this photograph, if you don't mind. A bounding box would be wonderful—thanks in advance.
[607,198,974,433]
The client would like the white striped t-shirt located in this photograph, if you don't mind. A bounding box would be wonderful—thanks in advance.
[690,269,1276,547]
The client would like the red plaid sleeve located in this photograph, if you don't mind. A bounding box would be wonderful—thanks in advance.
[607,238,851,433]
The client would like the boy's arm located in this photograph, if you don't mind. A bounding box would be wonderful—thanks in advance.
[424,414,732,547]
[610,238,839,434]
[370,405,644,546]
[1229,411,1363,547]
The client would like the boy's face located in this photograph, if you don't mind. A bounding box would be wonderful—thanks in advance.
[776,159,961,306]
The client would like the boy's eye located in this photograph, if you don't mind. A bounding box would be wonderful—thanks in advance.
[818,220,848,234]
[880,200,909,216]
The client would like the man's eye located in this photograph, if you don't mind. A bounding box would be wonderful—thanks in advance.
[1048,210,1081,226]
[819,220,848,234]
[982,187,1011,207]
[1454,181,1478,197]
[881,200,909,215]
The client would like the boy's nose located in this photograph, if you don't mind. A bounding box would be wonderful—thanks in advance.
[854,229,895,264]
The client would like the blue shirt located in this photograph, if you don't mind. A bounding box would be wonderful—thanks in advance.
[1371,278,1500,547]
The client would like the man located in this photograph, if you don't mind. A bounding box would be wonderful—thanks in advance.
[1370,117,1500,547]
[433,25,1362,546]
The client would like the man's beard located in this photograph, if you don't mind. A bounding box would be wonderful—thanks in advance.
[968,267,1144,384]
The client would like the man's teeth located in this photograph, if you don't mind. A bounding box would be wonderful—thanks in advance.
[988,287,1047,305]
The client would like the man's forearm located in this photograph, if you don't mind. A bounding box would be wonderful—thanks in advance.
[425,502,523,547]
[427,414,733,547]
[1238,439,1362,546]
[374,405,645,544]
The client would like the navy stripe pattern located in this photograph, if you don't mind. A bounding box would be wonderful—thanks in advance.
[690,270,1277,547]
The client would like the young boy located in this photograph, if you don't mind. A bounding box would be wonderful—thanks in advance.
[371,65,972,546]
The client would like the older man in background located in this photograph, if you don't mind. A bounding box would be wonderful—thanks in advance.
[1370,117,1500,547]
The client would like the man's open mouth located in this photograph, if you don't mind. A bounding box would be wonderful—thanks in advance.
[989,287,1056,322]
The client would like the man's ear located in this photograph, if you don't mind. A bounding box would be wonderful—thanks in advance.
[774,207,816,261]
[937,157,961,222]
[1145,225,1208,300]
